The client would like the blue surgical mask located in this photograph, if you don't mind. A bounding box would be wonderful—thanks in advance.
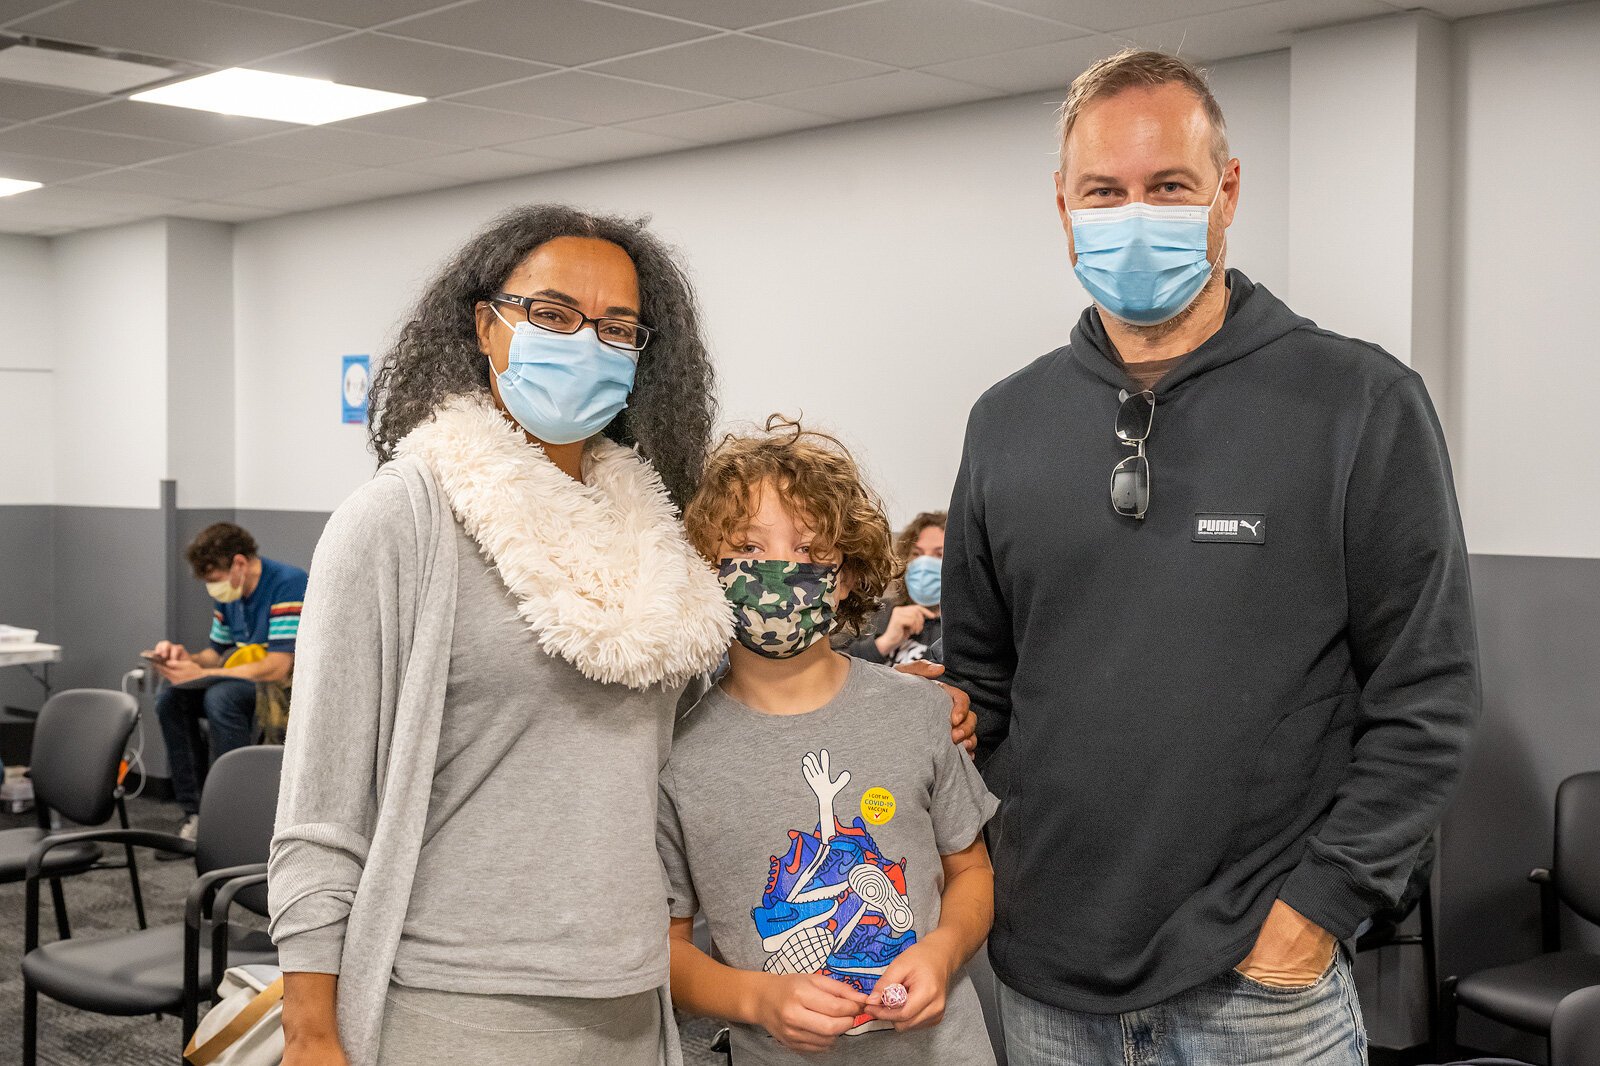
[905,554,941,607]
[491,309,637,446]
[1069,179,1224,327]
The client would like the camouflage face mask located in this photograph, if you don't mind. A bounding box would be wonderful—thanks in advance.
[717,558,841,660]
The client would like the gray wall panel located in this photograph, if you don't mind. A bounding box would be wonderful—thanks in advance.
[0,505,55,713]
[235,509,329,575]
[50,506,165,694]
[1442,554,1600,1058]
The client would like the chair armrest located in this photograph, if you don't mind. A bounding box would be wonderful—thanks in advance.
[183,863,269,1041]
[1529,868,1562,952]
[25,828,191,881]
[211,871,271,996]
[184,863,269,931]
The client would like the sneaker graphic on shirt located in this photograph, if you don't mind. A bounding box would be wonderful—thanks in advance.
[750,748,916,1034]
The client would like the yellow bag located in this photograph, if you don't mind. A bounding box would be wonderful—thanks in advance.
[222,644,267,669]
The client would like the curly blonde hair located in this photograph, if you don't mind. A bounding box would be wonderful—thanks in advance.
[684,415,896,633]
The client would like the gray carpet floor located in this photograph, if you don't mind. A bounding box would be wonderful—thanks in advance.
[1,793,723,1066]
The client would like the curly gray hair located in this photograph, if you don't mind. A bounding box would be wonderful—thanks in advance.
[367,203,717,509]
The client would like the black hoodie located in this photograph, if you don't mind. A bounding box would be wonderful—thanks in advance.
[943,271,1480,1013]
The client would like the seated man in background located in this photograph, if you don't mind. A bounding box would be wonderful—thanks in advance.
[143,522,304,842]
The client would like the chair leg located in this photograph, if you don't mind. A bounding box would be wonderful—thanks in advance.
[1420,886,1439,1056]
[48,877,70,941]
[1437,976,1459,1059]
[118,795,149,929]
[23,979,38,1066]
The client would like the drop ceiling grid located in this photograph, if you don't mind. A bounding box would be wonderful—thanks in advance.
[0,0,1438,234]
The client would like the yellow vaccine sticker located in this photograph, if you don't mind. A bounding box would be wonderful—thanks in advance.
[861,787,896,826]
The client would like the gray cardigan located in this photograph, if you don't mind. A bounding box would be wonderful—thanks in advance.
[267,455,684,1065]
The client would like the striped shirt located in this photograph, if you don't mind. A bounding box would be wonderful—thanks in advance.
[208,556,309,656]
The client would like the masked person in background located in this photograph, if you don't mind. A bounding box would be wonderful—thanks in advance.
[268,205,976,1066]
[943,50,1479,1065]
[143,522,303,846]
[844,511,945,665]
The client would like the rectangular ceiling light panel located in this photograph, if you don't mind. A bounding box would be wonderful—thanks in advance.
[0,177,44,197]
[131,68,425,125]
[0,42,177,93]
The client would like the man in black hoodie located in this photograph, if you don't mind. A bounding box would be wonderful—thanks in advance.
[943,49,1479,1065]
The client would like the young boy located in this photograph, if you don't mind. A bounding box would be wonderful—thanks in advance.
[659,418,999,1064]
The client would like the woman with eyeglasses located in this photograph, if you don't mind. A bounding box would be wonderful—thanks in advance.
[267,205,975,1066]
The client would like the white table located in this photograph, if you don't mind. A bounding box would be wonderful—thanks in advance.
[0,642,61,700]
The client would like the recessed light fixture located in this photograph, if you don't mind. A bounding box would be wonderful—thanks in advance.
[0,37,180,93]
[131,68,425,125]
[0,178,44,198]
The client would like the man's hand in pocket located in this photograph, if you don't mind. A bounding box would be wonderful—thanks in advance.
[1234,899,1337,988]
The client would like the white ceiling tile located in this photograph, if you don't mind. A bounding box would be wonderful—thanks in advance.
[759,69,998,120]
[600,0,874,29]
[497,126,693,164]
[920,34,1120,93]
[393,147,567,180]
[149,146,359,186]
[215,182,355,209]
[593,34,891,98]
[242,127,456,166]
[0,82,104,123]
[0,198,124,231]
[1111,0,1397,62]
[451,70,723,124]
[293,166,462,196]
[205,0,456,29]
[259,33,552,99]
[0,124,190,164]
[172,200,279,222]
[0,149,101,182]
[329,100,579,147]
[0,0,68,27]
[754,0,1086,67]
[48,99,298,145]
[617,100,830,143]
[58,163,242,198]
[383,0,716,65]
[979,0,1261,34]
[1406,0,1561,15]
[10,0,345,66]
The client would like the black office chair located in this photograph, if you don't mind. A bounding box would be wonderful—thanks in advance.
[1441,770,1600,1058]
[1428,983,1600,1066]
[0,689,148,937]
[21,744,284,1066]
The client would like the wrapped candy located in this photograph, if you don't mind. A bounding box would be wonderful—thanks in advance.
[880,982,908,1009]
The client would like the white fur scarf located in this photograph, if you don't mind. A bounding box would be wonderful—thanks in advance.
[398,395,732,691]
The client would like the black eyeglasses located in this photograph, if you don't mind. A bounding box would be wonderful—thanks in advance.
[491,292,654,353]
[1111,389,1154,520]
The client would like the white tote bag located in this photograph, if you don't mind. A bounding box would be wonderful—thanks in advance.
[184,964,285,1066]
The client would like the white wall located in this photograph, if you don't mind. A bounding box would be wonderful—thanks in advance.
[50,220,168,509]
[166,218,237,509]
[232,51,1294,522]
[1452,0,1600,559]
[0,234,54,505]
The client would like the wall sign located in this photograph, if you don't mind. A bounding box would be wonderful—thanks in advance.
[342,354,370,425]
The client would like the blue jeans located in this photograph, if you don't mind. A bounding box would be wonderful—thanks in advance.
[155,680,257,815]
[999,946,1367,1066]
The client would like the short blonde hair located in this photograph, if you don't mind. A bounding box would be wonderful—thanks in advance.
[684,415,896,634]
[1057,48,1230,176]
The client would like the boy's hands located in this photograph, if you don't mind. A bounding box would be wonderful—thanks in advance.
[864,937,958,1031]
[753,973,869,1053]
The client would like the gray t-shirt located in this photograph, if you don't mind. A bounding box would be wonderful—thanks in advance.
[658,657,999,1065]
[390,519,685,998]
